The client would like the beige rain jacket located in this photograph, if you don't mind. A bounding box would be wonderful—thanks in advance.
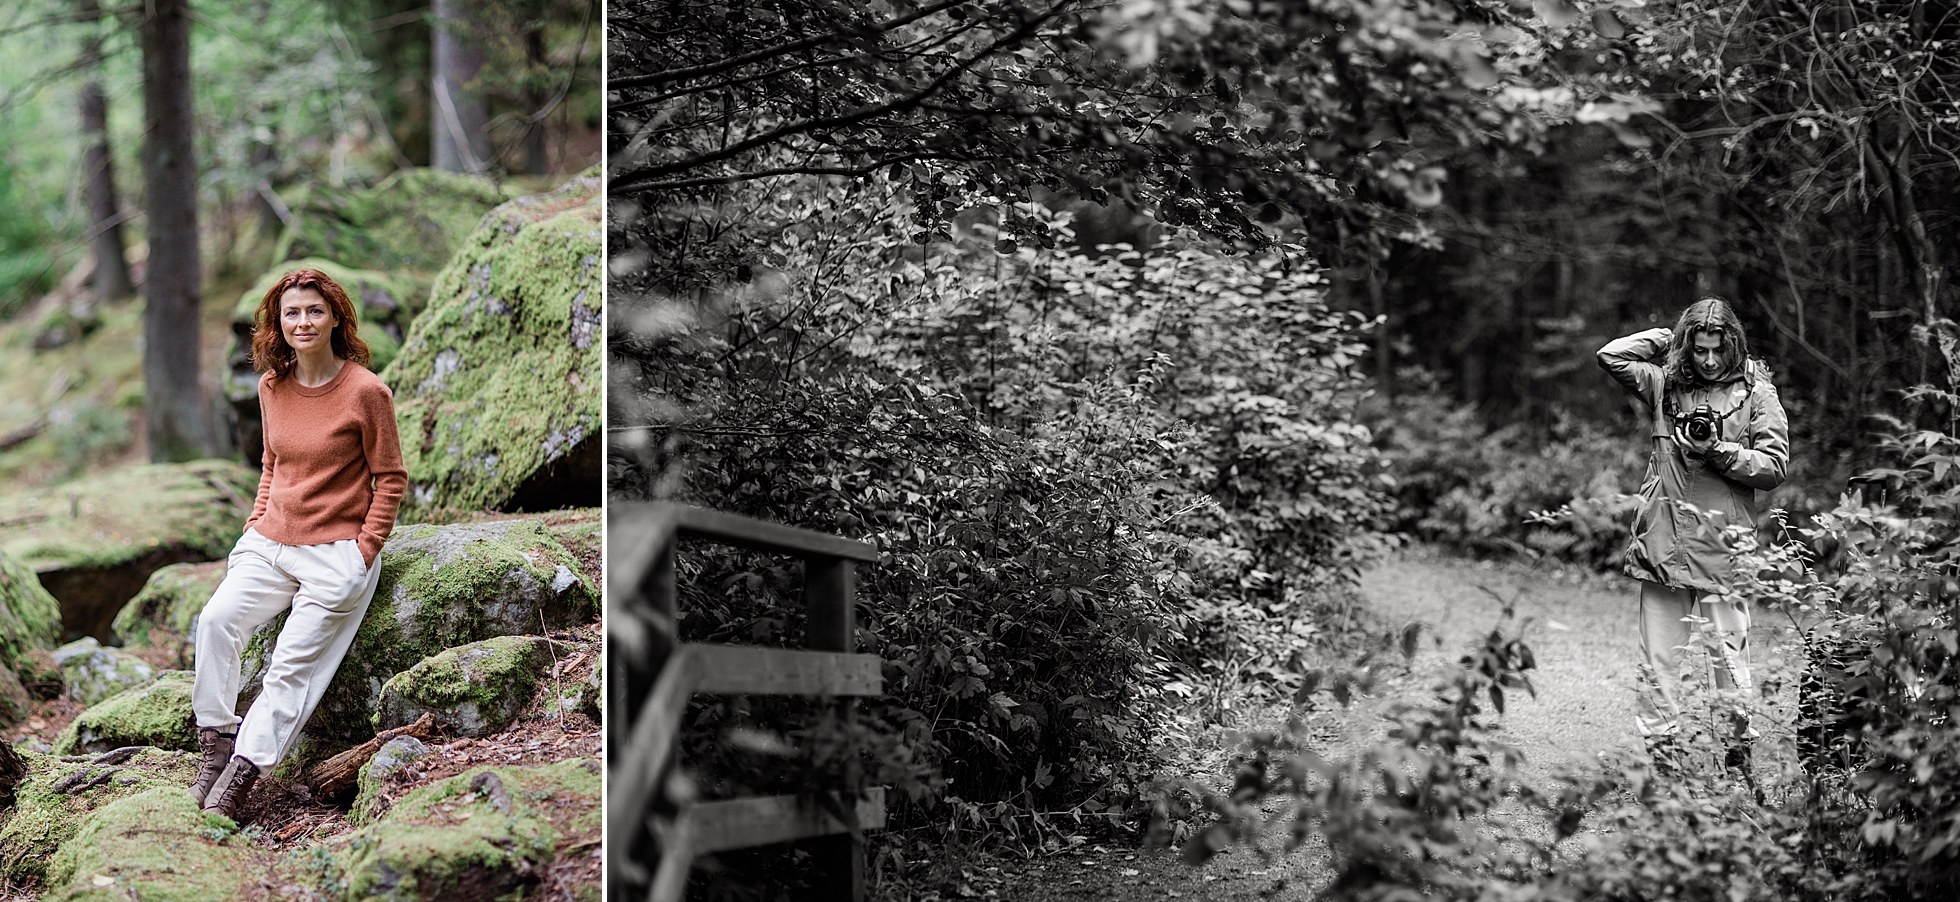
[1597,327,1790,593]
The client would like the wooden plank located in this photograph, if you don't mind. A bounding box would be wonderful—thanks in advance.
[607,645,700,889]
[672,504,881,563]
[691,645,882,697]
[682,789,887,855]
[605,503,679,610]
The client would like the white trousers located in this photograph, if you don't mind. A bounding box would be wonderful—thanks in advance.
[1636,579,1752,737]
[192,528,381,768]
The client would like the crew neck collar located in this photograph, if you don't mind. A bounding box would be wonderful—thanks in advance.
[287,360,357,397]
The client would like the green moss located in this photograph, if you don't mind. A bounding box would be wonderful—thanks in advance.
[0,461,257,573]
[238,518,597,748]
[374,636,551,737]
[55,671,195,755]
[0,302,145,488]
[0,548,62,674]
[0,748,201,884]
[335,758,599,901]
[382,174,600,517]
[42,787,254,901]
[111,560,226,667]
[274,168,515,310]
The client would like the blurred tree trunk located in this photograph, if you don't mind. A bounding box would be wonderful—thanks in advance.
[141,0,215,461]
[524,24,549,176]
[431,0,490,174]
[79,0,132,303]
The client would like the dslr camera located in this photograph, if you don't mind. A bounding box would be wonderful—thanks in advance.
[1678,404,1718,443]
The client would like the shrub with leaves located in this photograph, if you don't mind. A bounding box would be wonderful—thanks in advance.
[1366,379,1644,567]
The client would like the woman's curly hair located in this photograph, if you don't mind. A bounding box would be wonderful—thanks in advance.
[251,269,372,380]
[1664,296,1750,387]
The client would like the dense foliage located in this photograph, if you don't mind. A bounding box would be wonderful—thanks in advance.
[610,173,1392,876]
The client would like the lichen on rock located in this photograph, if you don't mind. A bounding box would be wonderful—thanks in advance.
[334,758,600,901]
[111,559,226,669]
[0,461,256,642]
[350,734,433,828]
[0,748,200,885]
[382,172,601,517]
[238,517,597,749]
[40,786,253,901]
[53,637,156,706]
[55,671,195,755]
[375,636,556,738]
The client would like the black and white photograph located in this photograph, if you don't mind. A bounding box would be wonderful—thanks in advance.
[605,0,1959,900]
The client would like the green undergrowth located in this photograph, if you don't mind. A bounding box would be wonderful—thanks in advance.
[41,788,253,902]
[0,748,200,885]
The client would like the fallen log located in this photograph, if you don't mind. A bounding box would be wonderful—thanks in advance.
[307,712,438,801]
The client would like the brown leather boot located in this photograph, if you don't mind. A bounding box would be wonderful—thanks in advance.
[188,728,234,806]
[201,755,260,822]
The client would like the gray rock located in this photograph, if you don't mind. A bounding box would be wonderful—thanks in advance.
[54,638,155,706]
[351,735,433,827]
[374,636,554,737]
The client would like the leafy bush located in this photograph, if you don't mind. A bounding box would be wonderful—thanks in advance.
[613,176,1395,890]
[1365,377,1644,567]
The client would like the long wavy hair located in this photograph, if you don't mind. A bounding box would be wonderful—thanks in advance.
[251,269,372,380]
[1664,296,1749,387]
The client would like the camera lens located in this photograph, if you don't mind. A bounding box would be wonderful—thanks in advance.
[1689,418,1712,442]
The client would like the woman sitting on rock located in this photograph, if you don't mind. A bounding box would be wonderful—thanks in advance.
[189,269,406,821]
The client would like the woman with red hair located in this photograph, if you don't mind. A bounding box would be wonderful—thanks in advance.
[188,269,407,821]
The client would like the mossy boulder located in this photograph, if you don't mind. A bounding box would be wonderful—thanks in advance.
[376,637,555,738]
[351,735,433,828]
[41,787,253,901]
[382,172,601,517]
[16,647,62,700]
[222,259,416,467]
[53,638,155,706]
[0,461,256,642]
[274,168,514,306]
[0,748,200,884]
[111,560,226,669]
[55,671,196,755]
[0,548,61,681]
[335,758,600,901]
[238,518,597,749]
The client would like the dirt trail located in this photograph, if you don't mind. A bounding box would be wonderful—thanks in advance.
[976,548,1799,901]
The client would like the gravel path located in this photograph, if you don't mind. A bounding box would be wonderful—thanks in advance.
[975,547,1800,901]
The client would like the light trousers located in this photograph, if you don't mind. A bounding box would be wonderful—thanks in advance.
[1636,579,1752,737]
[192,528,381,768]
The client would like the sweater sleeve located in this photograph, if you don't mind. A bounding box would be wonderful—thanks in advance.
[1596,327,1671,409]
[246,381,274,532]
[1706,370,1790,491]
[356,382,408,566]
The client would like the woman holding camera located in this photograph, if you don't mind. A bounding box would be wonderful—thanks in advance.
[1597,297,1789,757]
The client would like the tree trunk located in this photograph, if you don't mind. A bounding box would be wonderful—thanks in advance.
[432,0,491,174]
[141,0,215,461]
[525,24,549,176]
[79,0,132,303]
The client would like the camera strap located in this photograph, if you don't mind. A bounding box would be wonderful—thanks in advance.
[1663,379,1754,426]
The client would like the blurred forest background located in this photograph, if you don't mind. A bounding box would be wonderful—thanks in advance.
[610,0,1960,900]
[0,0,600,480]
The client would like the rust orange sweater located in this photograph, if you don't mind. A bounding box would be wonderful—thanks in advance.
[246,362,407,565]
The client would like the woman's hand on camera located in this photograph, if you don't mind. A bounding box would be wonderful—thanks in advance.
[1673,422,1718,459]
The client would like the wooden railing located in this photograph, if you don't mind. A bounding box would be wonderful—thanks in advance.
[608,502,885,902]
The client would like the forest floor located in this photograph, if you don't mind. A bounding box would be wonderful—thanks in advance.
[972,545,1806,901]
